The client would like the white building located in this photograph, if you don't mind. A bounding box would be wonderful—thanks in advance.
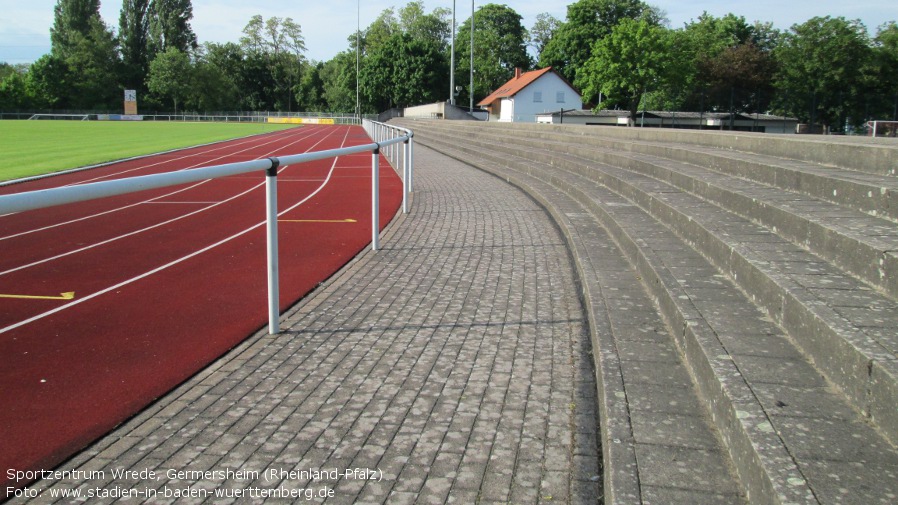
[477,67,582,123]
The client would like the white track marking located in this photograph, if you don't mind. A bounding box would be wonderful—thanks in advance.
[0,126,355,335]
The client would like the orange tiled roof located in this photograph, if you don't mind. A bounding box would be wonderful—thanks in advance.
[477,67,555,107]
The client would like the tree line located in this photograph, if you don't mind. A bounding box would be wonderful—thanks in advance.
[1,0,896,131]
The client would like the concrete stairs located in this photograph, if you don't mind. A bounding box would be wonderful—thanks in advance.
[393,118,898,505]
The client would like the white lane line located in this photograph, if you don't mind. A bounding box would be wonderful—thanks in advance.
[145,201,220,204]
[0,126,355,335]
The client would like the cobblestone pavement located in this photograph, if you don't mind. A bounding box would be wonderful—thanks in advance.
[13,146,601,504]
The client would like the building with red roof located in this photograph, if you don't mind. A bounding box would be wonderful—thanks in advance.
[477,67,582,123]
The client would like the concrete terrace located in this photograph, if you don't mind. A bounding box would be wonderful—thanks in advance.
[393,119,898,505]
[11,121,898,504]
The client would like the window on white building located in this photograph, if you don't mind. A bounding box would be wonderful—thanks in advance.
[533,91,542,103]
[557,91,565,103]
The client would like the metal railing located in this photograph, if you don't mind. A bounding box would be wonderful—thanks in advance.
[0,120,413,335]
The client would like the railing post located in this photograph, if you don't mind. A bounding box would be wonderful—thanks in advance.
[403,138,409,214]
[266,158,280,334]
[372,145,380,251]
[408,135,414,192]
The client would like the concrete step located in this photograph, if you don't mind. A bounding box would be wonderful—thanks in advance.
[485,121,898,177]
[416,122,898,300]
[397,119,898,505]
[408,121,898,444]
[429,122,898,222]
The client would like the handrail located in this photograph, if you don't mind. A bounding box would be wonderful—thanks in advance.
[364,120,415,214]
[0,120,413,334]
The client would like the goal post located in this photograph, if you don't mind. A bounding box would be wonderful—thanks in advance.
[28,113,92,121]
[866,120,898,138]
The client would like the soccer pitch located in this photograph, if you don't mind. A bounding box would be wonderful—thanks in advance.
[0,121,298,181]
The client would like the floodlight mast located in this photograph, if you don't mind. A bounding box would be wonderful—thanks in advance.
[449,1,456,106]
[470,1,474,112]
[356,0,360,122]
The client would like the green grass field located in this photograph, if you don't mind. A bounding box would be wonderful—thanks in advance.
[0,121,298,181]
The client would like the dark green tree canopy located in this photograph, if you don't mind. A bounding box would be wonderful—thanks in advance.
[579,17,671,123]
[146,46,192,112]
[149,0,198,54]
[455,3,531,105]
[399,1,451,50]
[539,0,661,83]
[50,0,101,58]
[774,16,872,128]
[872,22,898,119]
[361,32,447,110]
[44,0,121,109]
[119,0,151,90]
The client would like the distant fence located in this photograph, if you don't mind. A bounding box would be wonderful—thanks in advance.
[1,110,377,123]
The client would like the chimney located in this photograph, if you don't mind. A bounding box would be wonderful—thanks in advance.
[514,68,522,79]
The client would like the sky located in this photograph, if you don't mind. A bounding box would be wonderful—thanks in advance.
[1,0,896,65]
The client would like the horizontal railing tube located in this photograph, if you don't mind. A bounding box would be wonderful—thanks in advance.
[0,158,274,215]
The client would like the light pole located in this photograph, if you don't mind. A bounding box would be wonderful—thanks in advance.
[450,1,456,106]
[469,1,474,113]
[356,0,360,122]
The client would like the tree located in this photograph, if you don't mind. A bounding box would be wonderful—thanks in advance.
[656,12,782,113]
[455,3,531,105]
[296,61,327,112]
[188,44,242,111]
[119,0,151,91]
[580,18,672,125]
[872,22,898,120]
[363,8,400,56]
[0,66,31,109]
[47,0,120,109]
[198,42,252,109]
[148,0,198,55]
[24,55,70,109]
[66,16,122,109]
[539,0,662,83]
[50,0,101,59]
[529,13,561,58]
[46,0,122,110]
[147,47,192,112]
[361,33,447,111]
[239,15,307,111]
[320,51,359,112]
[698,42,776,115]
[399,1,451,50]
[774,16,872,131]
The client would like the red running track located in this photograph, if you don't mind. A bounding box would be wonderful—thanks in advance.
[0,125,403,489]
